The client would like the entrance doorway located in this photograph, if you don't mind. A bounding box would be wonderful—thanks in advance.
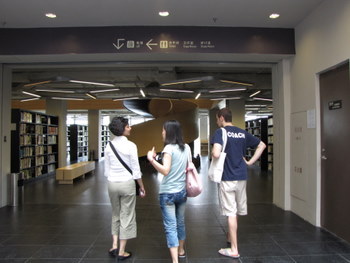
[320,61,350,242]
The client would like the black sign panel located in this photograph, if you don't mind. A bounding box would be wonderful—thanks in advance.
[328,100,342,110]
[0,26,295,55]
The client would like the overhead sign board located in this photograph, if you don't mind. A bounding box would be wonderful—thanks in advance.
[0,26,295,55]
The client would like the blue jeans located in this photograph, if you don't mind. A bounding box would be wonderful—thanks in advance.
[159,189,187,248]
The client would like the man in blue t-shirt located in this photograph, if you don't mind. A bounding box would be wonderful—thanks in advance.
[211,108,266,259]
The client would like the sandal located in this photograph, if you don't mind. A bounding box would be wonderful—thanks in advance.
[108,248,118,257]
[218,248,240,259]
[118,251,132,260]
[179,252,186,258]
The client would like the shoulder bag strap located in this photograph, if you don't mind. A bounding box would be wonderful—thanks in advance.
[221,128,228,152]
[186,144,192,163]
[109,141,133,175]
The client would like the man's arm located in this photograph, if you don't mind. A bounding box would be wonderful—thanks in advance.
[245,141,266,166]
[211,143,223,159]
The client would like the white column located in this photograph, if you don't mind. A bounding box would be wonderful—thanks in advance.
[272,59,291,210]
[46,99,68,167]
[0,65,12,207]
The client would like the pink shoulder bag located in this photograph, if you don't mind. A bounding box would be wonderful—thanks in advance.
[185,145,202,197]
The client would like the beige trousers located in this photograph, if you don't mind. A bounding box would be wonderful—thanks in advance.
[108,180,137,239]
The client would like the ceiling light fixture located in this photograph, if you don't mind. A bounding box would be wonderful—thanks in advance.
[253,97,273,102]
[69,80,115,87]
[249,90,261,97]
[22,91,41,98]
[219,80,253,86]
[113,97,139,101]
[45,13,57,18]
[140,89,146,97]
[90,88,120,93]
[210,97,241,101]
[161,79,202,86]
[35,89,75,93]
[159,11,169,17]
[86,93,97,99]
[51,97,84,101]
[24,80,52,87]
[269,13,280,19]
[209,88,246,93]
[20,98,40,102]
[195,93,201,100]
[225,97,242,100]
[160,88,194,93]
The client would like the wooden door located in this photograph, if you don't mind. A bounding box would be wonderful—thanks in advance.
[320,62,350,242]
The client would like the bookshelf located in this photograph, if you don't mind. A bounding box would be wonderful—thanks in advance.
[267,116,274,171]
[69,124,88,162]
[101,125,110,158]
[245,118,268,170]
[11,109,59,182]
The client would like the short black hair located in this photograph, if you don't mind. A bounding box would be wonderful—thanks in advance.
[217,108,232,122]
[163,120,185,151]
[109,117,129,136]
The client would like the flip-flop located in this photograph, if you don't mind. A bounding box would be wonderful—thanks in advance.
[218,248,240,259]
[179,252,186,258]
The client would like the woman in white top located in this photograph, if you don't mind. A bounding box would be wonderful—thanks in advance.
[104,117,145,260]
[147,120,190,263]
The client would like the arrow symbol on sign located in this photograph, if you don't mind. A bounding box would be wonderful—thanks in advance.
[113,39,125,50]
[146,39,158,50]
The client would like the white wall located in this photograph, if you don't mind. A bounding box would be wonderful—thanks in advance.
[289,0,350,225]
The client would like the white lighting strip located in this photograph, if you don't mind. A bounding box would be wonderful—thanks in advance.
[253,97,273,102]
[24,80,52,87]
[51,97,84,101]
[113,97,139,101]
[219,80,253,86]
[210,97,241,101]
[245,104,268,107]
[160,89,194,93]
[90,88,120,93]
[70,80,115,87]
[140,89,146,97]
[161,80,202,86]
[22,91,41,98]
[35,89,75,93]
[249,91,261,97]
[20,98,40,102]
[195,93,201,99]
[86,93,97,99]
[209,88,246,93]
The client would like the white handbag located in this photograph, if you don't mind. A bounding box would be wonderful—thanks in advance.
[208,128,227,183]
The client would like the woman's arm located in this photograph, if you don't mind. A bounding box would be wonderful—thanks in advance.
[147,147,172,176]
[104,145,111,177]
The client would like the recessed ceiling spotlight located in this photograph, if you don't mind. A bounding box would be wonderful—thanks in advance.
[159,11,169,17]
[269,13,280,19]
[45,13,57,19]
